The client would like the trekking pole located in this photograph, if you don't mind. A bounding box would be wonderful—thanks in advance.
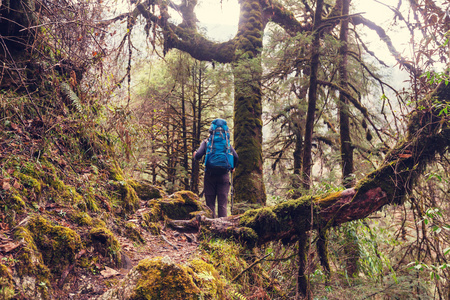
[230,171,234,215]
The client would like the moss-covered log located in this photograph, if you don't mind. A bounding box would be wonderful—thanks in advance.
[170,81,450,245]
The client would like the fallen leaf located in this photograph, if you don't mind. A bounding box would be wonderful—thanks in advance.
[2,182,11,191]
[13,180,21,190]
[101,266,119,278]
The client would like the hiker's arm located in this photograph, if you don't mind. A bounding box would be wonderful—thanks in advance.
[194,140,207,160]
[231,146,239,169]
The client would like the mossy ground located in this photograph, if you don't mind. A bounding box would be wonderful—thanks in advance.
[0,90,284,300]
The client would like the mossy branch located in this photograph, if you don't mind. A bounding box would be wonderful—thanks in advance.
[171,82,450,246]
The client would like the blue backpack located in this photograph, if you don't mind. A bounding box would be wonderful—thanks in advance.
[205,119,234,174]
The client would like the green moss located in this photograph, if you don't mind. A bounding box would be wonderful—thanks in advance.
[128,180,164,200]
[5,194,26,213]
[354,161,402,204]
[89,227,121,266]
[146,222,162,235]
[159,191,205,220]
[200,239,248,281]
[26,215,82,274]
[108,161,125,181]
[15,172,42,194]
[131,257,201,299]
[92,217,107,228]
[111,181,139,214]
[0,264,15,300]
[70,211,93,226]
[143,201,162,223]
[188,258,225,298]
[125,222,145,244]
[84,192,100,212]
[239,207,278,232]
[317,191,344,206]
[13,226,52,299]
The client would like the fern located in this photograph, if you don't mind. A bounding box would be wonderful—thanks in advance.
[60,81,83,114]
[232,291,247,300]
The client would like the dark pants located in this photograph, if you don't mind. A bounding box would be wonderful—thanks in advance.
[204,172,230,218]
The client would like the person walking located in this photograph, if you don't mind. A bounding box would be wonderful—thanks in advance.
[194,118,238,218]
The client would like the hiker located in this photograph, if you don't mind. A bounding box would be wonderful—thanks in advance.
[194,118,239,218]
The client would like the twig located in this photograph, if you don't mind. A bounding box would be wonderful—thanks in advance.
[161,234,178,250]
[232,253,271,283]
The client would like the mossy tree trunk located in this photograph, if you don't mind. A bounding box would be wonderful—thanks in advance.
[232,0,266,209]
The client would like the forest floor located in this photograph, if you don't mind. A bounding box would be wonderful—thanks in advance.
[61,201,202,299]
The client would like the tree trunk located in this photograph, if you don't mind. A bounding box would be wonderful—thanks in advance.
[291,123,303,199]
[190,63,203,193]
[338,0,353,189]
[181,78,189,190]
[301,0,324,190]
[338,0,359,277]
[232,0,266,210]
